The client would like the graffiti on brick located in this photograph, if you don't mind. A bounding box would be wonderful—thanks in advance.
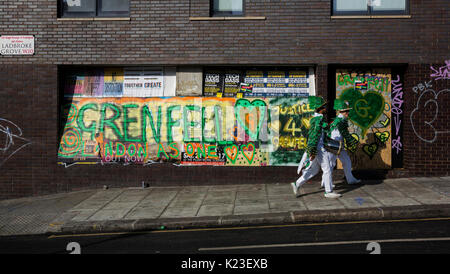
[0,118,32,167]
[411,60,450,143]
[430,60,450,81]
[411,88,450,143]
[391,75,403,154]
[58,97,315,167]
[412,80,432,94]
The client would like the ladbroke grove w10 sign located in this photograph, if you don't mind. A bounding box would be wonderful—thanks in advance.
[0,35,35,55]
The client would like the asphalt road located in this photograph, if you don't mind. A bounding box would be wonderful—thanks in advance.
[1,217,449,255]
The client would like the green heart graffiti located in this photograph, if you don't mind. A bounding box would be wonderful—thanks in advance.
[375,131,390,143]
[363,143,378,159]
[234,99,267,140]
[339,88,385,138]
[224,144,239,164]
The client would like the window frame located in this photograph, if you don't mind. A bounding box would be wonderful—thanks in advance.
[332,0,409,16]
[210,0,245,17]
[58,0,130,18]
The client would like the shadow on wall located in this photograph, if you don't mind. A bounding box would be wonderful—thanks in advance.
[348,132,390,170]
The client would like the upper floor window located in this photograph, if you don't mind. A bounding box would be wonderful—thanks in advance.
[59,0,129,18]
[332,0,409,16]
[211,0,244,17]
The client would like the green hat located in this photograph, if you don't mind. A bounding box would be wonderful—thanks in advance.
[308,96,327,110]
[334,99,352,111]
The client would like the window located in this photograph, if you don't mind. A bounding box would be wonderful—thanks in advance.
[332,0,408,16]
[59,0,129,18]
[211,0,244,17]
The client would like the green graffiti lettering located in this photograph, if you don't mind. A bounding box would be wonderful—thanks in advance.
[157,143,169,159]
[185,143,195,156]
[99,103,123,140]
[104,141,113,157]
[202,107,216,143]
[127,143,137,156]
[207,144,218,159]
[167,105,181,143]
[142,105,162,144]
[123,104,141,142]
[214,105,223,142]
[337,74,345,86]
[76,103,98,140]
[116,142,126,157]
[344,74,354,86]
[196,143,206,159]
[168,142,180,158]
[137,143,148,158]
[183,105,201,142]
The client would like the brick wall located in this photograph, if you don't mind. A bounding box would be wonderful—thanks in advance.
[0,65,58,199]
[0,0,448,65]
[402,63,450,176]
[0,1,448,199]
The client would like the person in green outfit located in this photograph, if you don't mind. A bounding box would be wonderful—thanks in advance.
[322,99,361,186]
[291,96,341,198]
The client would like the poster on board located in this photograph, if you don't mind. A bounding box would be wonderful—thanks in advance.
[203,68,314,97]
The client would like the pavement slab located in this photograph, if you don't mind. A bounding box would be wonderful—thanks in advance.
[0,190,95,235]
[160,206,200,218]
[268,200,307,212]
[123,206,166,220]
[233,204,271,215]
[197,204,234,217]
[88,209,133,221]
[339,196,383,209]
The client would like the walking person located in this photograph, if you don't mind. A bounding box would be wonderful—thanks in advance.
[322,99,361,186]
[291,96,341,198]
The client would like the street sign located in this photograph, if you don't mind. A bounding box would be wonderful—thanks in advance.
[0,35,35,55]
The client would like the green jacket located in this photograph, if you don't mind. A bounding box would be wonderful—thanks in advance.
[328,116,358,148]
[306,114,328,156]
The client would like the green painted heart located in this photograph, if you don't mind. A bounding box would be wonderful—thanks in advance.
[224,144,239,164]
[363,143,378,159]
[375,131,390,143]
[339,88,385,138]
[235,99,267,140]
[240,143,255,165]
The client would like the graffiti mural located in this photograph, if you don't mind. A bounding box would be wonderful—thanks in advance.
[336,68,392,169]
[58,97,315,167]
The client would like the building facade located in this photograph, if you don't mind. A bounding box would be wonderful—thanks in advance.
[0,0,449,199]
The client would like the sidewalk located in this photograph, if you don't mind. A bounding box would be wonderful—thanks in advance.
[1,176,450,236]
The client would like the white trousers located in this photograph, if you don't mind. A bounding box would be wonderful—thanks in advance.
[321,150,358,186]
[295,147,334,193]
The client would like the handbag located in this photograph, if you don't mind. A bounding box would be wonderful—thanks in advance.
[323,135,343,155]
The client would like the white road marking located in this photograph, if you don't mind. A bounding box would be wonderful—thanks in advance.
[198,237,450,251]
